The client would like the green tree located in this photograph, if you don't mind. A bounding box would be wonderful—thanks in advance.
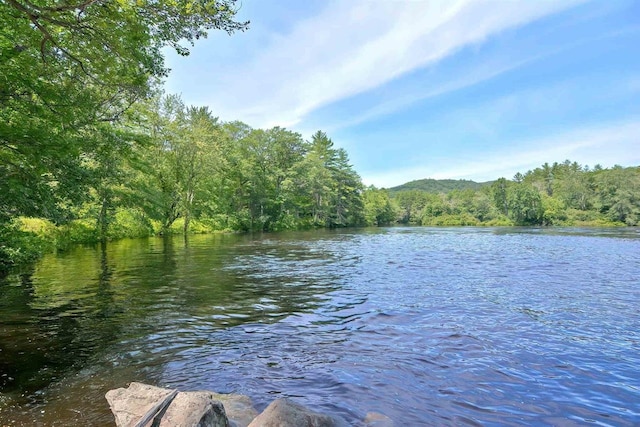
[84,123,143,240]
[210,121,254,230]
[420,193,448,224]
[491,178,510,217]
[179,106,221,234]
[141,95,185,233]
[593,166,640,225]
[328,148,364,226]
[507,183,543,225]
[1,0,247,224]
[137,96,222,234]
[541,194,567,225]
[555,166,592,211]
[363,187,396,226]
[393,190,428,224]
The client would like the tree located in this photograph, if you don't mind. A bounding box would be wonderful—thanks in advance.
[306,131,336,226]
[593,166,640,225]
[299,131,363,227]
[84,123,143,240]
[363,187,396,226]
[492,178,510,217]
[0,0,248,225]
[210,121,254,230]
[393,190,429,224]
[328,148,364,226]
[179,106,221,234]
[507,183,543,225]
[136,96,222,234]
[140,95,185,233]
[541,194,567,225]
[262,127,307,229]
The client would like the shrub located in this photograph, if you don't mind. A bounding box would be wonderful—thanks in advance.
[485,216,514,226]
[57,219,98,246]
[108,208,154,240]
[422,213,480,226]
[0,221,49,270]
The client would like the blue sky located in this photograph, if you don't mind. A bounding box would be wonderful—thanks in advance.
[163,0,640,188]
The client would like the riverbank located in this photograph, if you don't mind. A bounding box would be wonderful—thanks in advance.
[0,213,629,274]
[0,213,232,273]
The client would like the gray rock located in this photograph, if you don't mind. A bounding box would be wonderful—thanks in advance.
[247,398,349,427]
[160,391,229,427]
[363,412,394,427]
[106,382,173,427]
[207,393,259,427]
[105,382,231,427]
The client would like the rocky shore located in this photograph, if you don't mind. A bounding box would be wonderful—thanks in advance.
[106,382,393,427]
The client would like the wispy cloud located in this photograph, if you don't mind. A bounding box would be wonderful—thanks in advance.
[363,118,640,187]
[200,0,583,128]
[325,26,639,133]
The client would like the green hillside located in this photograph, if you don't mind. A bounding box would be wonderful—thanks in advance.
[388,178,491,193]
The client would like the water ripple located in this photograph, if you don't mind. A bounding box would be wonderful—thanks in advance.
[1,228,639,425]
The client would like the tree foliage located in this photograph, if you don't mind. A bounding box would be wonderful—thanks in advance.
[389,161,640,227]
[107,98,366,234]
[389,178,488,193]
[0,0,248,223]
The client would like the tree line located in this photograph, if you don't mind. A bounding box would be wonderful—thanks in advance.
[1,1,375,270]
[364,161,640,228]
[1,1,638,271]
[1,89,367,269]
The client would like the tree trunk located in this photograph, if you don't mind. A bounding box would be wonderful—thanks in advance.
[183,211,191,235]
[98,194,110,242]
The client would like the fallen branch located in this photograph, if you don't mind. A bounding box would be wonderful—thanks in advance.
[133,389,178,427]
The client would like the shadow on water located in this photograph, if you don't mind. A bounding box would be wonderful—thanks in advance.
[0,241,122,398]
[0,233,348,425]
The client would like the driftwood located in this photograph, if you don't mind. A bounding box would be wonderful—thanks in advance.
[133,389,178,427]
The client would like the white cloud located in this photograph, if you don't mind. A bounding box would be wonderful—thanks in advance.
[363,118,640,187]
[194,0,583,128]
[326,26,637,132]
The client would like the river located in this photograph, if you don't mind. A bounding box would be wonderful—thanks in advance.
[0,227,639,426]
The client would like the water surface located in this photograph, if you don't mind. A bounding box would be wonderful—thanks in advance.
[0,227,639,425]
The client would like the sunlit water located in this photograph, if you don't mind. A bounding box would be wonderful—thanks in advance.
[1,227,639,426]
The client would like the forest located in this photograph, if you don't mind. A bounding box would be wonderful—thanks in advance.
[389,178,488,193]
[0,0,349,268]
[0,87,366,269]
[1,1,639,272]
[363,161,640,228]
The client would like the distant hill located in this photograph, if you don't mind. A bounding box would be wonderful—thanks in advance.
[388,178,492,194]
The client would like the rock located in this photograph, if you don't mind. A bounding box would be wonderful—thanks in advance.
[208,393,259,427]
[104,383,372,427]
[364,412,395,427]
[106,382,174,427]
[247,398,349,427]
[105,382,231,427]
[160,391,229,427]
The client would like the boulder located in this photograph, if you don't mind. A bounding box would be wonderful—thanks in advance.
[105,382,231,427]
[105,382,394,427]
[160,391,228,427]
[247,398,349,427]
